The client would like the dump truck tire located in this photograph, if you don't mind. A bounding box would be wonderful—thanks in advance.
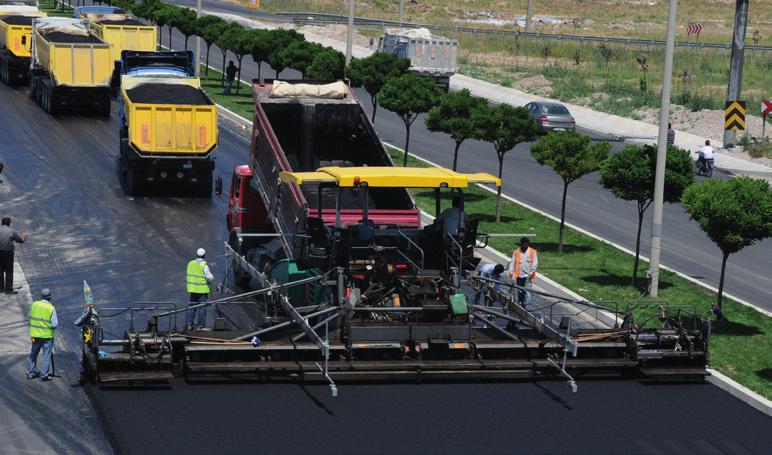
[197,172,213,198]
[126,168,144,196]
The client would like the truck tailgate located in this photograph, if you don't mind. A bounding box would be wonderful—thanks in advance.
[97,23,156,61]
[0,20,32,58]
[128,104,217,155]
[36,37,113,86]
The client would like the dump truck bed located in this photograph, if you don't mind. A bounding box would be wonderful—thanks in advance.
[33,24,112,86]
[121,76,217,156]
[249,80,418,245]
[90,17,155,62]
[380,28,458,76]
[0,15,34,57]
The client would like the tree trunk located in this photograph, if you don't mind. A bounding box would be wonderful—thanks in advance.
[717,251,730,311]
[632,208,644,286]
[168,26,173,49]
[275,67,279,79]
[184,36,189,51]
[370,95,378,123]
[257,62,262,83]
[558,179,569,253]
[158,27,163,48]
[221,52,227,86]
[205,45,211,76]
[496,155,504,223]
[452,140,462,171]
[402,120,411,166]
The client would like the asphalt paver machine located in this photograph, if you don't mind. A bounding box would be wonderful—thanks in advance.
[82,167,711,394]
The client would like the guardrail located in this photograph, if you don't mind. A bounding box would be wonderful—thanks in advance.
[281,12,772,53]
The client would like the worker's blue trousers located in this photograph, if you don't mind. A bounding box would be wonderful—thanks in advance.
[28,338,54,378]
[187,293,208,329]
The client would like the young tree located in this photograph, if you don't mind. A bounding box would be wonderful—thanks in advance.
[276,40,322,79]
[265,29,305,79]
[379,73,443,167]
[152,4,173,48]
[425,89,487,171]
[173,7,198,50]
[224,26,253,95]
[531,132,611,252]
[682,178,771,314]
[158,5,180,49]
[215,24,237,86]
[249,29,272,83]
[346,53,411,122]
[196,15,227,74]
[598,144,694,285]
[476,104,539,222]
[305,47,345,80]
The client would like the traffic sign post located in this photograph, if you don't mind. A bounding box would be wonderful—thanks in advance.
[247,0,260,8]
[763,100,772,138]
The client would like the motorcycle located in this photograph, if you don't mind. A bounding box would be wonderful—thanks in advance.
[695,157,714,178]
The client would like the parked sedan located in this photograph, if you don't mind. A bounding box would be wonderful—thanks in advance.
[524,101,576,133]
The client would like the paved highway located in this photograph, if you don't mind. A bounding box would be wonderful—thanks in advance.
[1,64,770,453]
[160,0,772,313]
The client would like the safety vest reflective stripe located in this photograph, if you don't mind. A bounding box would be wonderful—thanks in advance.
[186,260,210,293]
[513,248,537,280]
[29,300,55,339]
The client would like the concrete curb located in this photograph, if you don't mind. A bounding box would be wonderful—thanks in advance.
[707,369,772,417]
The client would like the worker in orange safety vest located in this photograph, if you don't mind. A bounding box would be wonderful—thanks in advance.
[507,237,538,307]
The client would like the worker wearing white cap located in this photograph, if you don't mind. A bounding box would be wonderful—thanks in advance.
[28,288,57,381]
[185,248,214,331]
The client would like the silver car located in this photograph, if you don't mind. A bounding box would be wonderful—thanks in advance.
[525,101,576,133]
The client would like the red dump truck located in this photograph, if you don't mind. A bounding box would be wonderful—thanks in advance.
[225,80,419,280]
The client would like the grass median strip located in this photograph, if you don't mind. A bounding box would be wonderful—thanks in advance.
[198,68,770,400]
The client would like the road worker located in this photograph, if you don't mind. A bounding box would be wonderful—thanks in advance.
[507,237,538,307]
[186,248,214,331]
[434,194,469,238]
[1,217,29,294]
[28,289,57,381]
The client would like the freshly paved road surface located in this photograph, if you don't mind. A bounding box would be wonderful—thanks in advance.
[1,71,770,453]
[162,0,772,312]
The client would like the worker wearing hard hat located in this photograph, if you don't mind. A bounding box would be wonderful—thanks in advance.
[185,248,214,331]
[27,288,58,381]
[507,237,538,307]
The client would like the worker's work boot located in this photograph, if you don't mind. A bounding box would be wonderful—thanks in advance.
[26,372,39,380]
[40,376,52,382]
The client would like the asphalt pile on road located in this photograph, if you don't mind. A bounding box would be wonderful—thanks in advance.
[43,32,104,44]
[126,84,212,105]
[0,15,35,25]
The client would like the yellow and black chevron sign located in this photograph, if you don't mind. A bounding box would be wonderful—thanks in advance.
[725,101,746,131]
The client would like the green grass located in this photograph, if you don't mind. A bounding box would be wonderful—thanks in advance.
[388,148,771,399]
[198,64,255,119]
[191,60,771,399]
[38,0,74,17]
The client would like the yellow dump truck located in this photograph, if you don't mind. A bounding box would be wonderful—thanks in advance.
[85,13,156,87]
[30,17,113,115]
[119,51,218,196]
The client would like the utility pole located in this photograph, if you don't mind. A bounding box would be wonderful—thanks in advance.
[195,0,201,76]
[525,0,534,33]
[723,0,749,149]
[398,0,404,25]
[648,0,678,298]
[346,0,354,64]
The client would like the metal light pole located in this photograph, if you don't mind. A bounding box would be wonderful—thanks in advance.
[723,0,749,149]
[648,0,678,298]
[398,0,404,25]
[345,0,354,64]
[195,0,202,77]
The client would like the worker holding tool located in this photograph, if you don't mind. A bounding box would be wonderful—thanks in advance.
[507,237,538,307]
[27,289,57,381]
[185,248,214,331]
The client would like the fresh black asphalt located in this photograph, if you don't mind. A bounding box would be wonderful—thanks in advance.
[1,71,770,454]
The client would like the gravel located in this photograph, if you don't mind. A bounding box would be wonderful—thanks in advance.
[1,15,35,26]
[42,32,103,44]
[126,83,212,105]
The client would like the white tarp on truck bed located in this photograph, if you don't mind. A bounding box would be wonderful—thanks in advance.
[270,80,347,99]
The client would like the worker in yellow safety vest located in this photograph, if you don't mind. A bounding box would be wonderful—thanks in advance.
[507,237,538,307]
[186,248,214,331]
[27,288,58,381]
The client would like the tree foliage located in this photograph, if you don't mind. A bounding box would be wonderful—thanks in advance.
[265,29,305,78]
[305,47,345,80]
[531,132,611,252]
[379,74,443,166]
[425,89,487,171]
[222,25,252,94]
[346,53,410,122]
[682,178,772,310]
[476,103,540,222]
[172,7,198,50]
[277,40,322,78]
[196,15,227,74]
[598,144,694,285]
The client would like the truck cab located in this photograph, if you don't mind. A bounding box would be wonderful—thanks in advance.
[226,165,267,233]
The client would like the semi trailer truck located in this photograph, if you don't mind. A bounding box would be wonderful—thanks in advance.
[30,17,112,115]
[119,50,218,196]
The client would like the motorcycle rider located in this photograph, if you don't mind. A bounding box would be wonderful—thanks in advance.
[697,140,715,174]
